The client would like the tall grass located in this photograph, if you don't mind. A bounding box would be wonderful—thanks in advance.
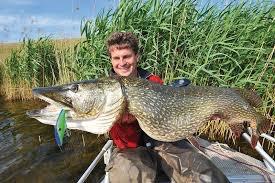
[0,43,21,63]
[53,39,79,84]
[0,38,78,99]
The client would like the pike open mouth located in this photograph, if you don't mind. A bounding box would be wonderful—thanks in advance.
[27,91,73,120]
[34,93,59,106]
[32,91,73,110]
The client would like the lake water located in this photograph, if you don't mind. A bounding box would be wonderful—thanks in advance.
[0,98,106,183]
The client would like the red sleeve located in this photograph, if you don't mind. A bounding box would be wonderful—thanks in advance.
[148,75,164,85]
[109,122,141,149]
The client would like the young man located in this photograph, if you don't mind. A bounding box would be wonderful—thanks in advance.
[105,32,229,183]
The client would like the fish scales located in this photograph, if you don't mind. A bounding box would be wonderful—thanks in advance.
[120,77,268,144]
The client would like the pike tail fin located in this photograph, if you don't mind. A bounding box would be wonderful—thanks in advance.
[251,134,259,149]
[256,114,272,134]
[251,114,272,148]
[250,114,271,149]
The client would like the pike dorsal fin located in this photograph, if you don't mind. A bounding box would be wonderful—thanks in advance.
[234,88,262,108]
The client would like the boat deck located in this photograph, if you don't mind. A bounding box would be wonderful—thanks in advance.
[196,138,275,183]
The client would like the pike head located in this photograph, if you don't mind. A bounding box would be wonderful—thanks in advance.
[29,77,126,134]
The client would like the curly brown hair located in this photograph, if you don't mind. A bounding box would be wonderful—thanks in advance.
[106,32,139,55]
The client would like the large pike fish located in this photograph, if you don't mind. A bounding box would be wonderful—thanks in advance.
[28,76,271,148]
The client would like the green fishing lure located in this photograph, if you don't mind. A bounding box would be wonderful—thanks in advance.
[54,109,68,146]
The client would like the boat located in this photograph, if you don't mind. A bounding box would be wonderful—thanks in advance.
[77,129,275,183]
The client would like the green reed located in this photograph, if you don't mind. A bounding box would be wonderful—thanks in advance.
[80,1,274,83]
[1,38,58,99]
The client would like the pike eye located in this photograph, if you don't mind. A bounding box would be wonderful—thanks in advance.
[70,84,79,93]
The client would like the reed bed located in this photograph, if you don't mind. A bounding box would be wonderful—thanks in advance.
[0,0,274,155]
[0,43,21,63]
[0,38,80,99]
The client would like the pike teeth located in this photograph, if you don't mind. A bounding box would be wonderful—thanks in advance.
[34,94,71,110]
[34,94,60,106]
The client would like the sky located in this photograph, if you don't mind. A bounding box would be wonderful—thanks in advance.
[0,0,273,43]
[0,0,119,43]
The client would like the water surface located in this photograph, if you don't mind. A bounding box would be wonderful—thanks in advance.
[0,98,106,183]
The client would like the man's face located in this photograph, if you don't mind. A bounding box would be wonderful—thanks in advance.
[109,45,138,77]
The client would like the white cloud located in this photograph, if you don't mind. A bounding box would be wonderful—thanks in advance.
[0,15,17,24]
[0,14,80,28]
[5,0,34,5]
[0,14,81,42]
[28,16,80,27]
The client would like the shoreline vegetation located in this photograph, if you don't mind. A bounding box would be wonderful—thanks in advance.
[0,0,274,156]
[0,38,80,99]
